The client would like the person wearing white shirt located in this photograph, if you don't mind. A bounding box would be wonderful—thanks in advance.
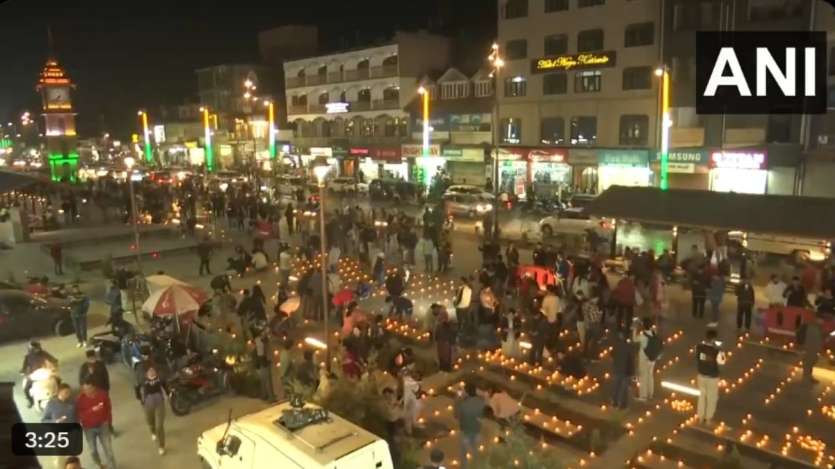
[455,277,473,327]
[541,285,561,324]
[487,386,521,422]
[278,247,293,285]
[764,274,787,307]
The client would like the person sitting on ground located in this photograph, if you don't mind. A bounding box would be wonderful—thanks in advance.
[486,385,521,424]
[556,346,587,379]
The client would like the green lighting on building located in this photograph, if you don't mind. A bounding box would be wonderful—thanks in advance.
[48,151,80,183]
[0,138,12,149]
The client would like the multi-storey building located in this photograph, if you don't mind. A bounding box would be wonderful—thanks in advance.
[283,31,451,179]
[497,0,662,197]
[661,0,831,195]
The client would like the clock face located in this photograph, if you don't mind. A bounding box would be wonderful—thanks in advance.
[47,87,70,104]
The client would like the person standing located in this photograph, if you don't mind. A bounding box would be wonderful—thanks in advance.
[690,269,708,319]
[784,276,811,308]
[454,381,486,469]
[78,350,110,393]
[434,310,455,372]
[197,236,213,276]
[21,341,58,408]
[633,318,661,402]
[284,203,295,235]
[69,285,90,348]
[77,380,116,469]
[735,277,755,333]
[253,327,276,402]
[611,330,634,410]
[612,274,638,330]
[50,242,64,276]
[707,274,725,327]
[800,316,823,384]
[582,290,603,358]
[696,328,726,425]
[138,366,167,455]
[276,339,295,400]
[528,310,548,366]
[454,277,473,332]
[764,274,787,307]
[278,246,293,286]
[43,383,77,469]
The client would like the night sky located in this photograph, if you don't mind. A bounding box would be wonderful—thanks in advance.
[0,0,494,139]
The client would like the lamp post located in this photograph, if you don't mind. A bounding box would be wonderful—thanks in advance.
[200,106,215,172]
[417,86,430,157]
[264,100,276,160]
[488,43,505,240]
[243,79,259,164]
[138,110,153,164]
[312,162,332,369]
[124,157,143,274]
[655,66,671,191]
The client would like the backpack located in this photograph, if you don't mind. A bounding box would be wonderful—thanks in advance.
[643,332,663,361]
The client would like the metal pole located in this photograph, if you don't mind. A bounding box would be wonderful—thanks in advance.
[492,63,501,240]
[128,179,143,273]
[318,182,330,369]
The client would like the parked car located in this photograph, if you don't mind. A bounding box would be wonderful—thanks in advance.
[728,230,831,264]
[0,290,73,342]
[274,175,307,198]
[368,179,422,201]
[443,193,493,218]
[538,211,611,238]
[328,177,369,195]
[198,401,394,469]
[444,184,495,200]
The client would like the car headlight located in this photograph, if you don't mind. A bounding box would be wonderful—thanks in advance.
[476,204,492,213]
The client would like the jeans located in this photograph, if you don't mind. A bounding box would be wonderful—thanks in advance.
[616,304,633,330]
[637,359,655,400]
[584,324,601,358]
[612,373,631,409]
[84,425,116,468]
[424,254,434,274]
[696,374,719,422]
[143,399,166,449]
[199,257,211,276]
[71,314,87,343]
[736,303,752,330]
[692,296,706,318]
[709,299,721,323]
[803,352,819,380]
[459,431,479,469]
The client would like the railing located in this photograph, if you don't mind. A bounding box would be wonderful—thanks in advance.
[290,136,332,147]
[327,71,343,83]
[306,75,324,86]
[308,104,327,114]
[370,65,398,78]
[286,76,304,88]
[372,99,400,110]
[351,101,371,111]
[288,104,309,115]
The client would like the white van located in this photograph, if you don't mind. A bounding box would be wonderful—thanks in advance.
[197,402,394,469]
[728,231,831,263]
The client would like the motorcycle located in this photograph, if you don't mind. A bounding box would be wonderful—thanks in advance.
[28,362,60,412]
[168,355,231,416]
[90,316,136,364]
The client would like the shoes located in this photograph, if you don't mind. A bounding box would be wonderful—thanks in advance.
[158,448,165,455]
[707,322,719,328]
[151,434,157,441]
[76,343,83,348]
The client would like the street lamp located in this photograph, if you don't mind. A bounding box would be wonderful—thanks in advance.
[137,110,153,164]
[200,106,215,172]
[488,43,504,240]
[264,100,276,160]
[656,66,671,191]
[124,156,143,274]
[312,162,332,369]
[417,86,430,157]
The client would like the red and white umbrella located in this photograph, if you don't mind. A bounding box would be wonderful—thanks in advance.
[142,284,208,318]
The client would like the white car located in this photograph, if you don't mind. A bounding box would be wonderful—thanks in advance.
[443,193,493,218]
[444,184,495,200]
[198,401,394,469]
[274,175,307,197]
[328,177,369,194]
[539,214,612,238]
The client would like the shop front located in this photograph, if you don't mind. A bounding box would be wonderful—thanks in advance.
[567,148,599,193]
[529,148,570,199]
[331,145,352,177]
[653,148,710,190]
[496,147,529,199]
[708,149,767,194]
[402,143,441,184]
[597,149,652,192]
[443,145,487,186]
[356,146,407,181]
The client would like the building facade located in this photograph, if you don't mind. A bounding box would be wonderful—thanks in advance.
[497,0,662,198]
[661,0,830,195]
[36,57,78,183]
[283,31,452,179]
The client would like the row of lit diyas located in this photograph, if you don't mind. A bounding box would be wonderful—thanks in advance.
[763,360,803,405]
[652,329,686,376]
[718,358,764,394]
[813,385,834,420]
[732,416,835,467]
[477,350,601,397]
[622,395,698,467]
[383,317,431,343]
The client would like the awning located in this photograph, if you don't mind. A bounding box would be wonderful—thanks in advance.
[587,186,835,239]
[0,170,45,194]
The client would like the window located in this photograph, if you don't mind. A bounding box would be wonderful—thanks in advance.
[544,34,568,56]
[577,29,604,52]
[622,67,652,90]
[575,71,602,93]
[748,0,804,21]
[543,73,567,95]
[699,2,717,28]
[540,117,565,144]
[767,115,792,143]
[624,22,654,47]
[830,47,835,75]
[578,0,605,7]
[317,65,327,76]
[619,115,649,145]
[500,118,522,144]
[474,80,492,97]
[318,92,329,104]
[544,0,568,12]
[504,76,527,97]
[357,88,371,102]
[504,0,528,19]
[441,82,469,99]
[506,39,528,59]
[570,116,597,145]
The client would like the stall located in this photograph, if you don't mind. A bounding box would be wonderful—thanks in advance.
[529,148,570,200]
[497,148,528,199]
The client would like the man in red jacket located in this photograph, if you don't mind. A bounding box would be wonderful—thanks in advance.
[612,273,638,331]
[77,380,116,468]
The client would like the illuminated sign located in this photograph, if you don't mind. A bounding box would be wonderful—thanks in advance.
[529,149,566,163]
[325,102,351,114]
[710,150,767,169]
[531,51,617,73]
[310,147,333,157]
[401,143,440,157]
[46,103,72,110]
[153,125,166,143]
[348,147,369,156]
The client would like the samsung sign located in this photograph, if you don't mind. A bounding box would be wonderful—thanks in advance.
[696,32,826,114]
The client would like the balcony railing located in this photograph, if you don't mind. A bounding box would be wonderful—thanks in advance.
[370,65,398,78]
[308,104,327,114]
[327,71,343,83]
[351,101,371,111]
[286,76,304,88]
[372,99,400,110]
[288,104,309,115]
[306,75,325,86]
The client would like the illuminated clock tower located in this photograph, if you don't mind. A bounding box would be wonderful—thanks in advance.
[36,57,78,182]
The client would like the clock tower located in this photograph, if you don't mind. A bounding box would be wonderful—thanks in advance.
[36,56,78,183]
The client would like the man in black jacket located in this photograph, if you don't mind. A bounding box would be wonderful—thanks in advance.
[735,277,755,332]
[784,276,811,308]
[78,349,110,392]
[690,269,707,319]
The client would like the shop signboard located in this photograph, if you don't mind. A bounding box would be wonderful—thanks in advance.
[598,149,649,166]
[496,147,527,160]
[709,150,767,169]
[348,147,369,156]
[531,51,617,73]
[528,148,567,162]
[441,147,463,157]
[401,143,441,157]
[655,148,709,173]
[371,147,401,160]
[567,148,598,165]
[332,146,348,157]
[310,147,333,157]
